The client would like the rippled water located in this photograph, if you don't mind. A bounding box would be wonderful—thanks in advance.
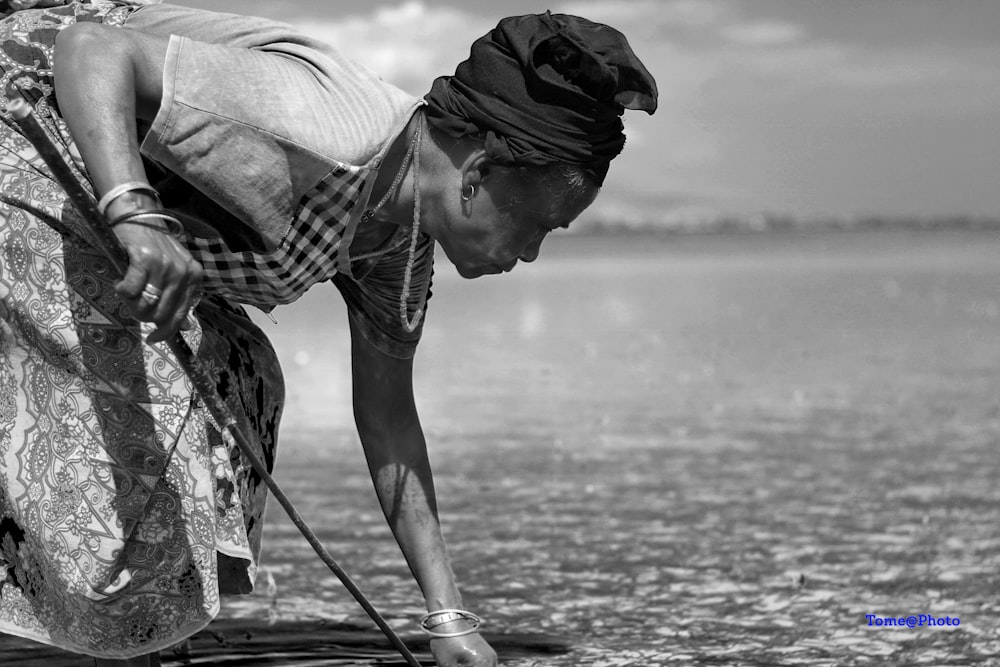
[9,231,1000,665]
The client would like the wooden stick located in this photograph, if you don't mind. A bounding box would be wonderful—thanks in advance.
[8,98,423,667]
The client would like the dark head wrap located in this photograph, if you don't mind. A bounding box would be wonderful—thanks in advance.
[424,12,657,185]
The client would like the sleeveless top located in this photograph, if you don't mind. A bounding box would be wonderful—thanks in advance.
[125,3,433,358]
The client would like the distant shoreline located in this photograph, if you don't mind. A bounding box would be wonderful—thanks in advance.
[568,216,1000,237]
[519,221,1000,262]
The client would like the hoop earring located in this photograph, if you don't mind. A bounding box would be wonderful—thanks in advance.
[461,184,475,202]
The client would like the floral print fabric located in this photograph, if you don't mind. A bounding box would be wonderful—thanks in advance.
[0,2,283,658]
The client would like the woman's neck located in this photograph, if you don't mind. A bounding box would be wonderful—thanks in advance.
[368,111,424,227]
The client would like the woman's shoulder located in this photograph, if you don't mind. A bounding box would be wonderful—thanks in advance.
[332,228,435,360]
[126,3,325,52]
[131,4,421,250]
[131,3,420,165]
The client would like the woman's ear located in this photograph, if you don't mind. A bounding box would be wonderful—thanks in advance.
[459,149,490,200]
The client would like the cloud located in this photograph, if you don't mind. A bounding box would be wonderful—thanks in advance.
[828,48,999,93]
[289,1,488,95]
[554,0,728,28]
[720,20,804,46]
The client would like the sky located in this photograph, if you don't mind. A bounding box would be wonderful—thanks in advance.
[177,0,1000,227]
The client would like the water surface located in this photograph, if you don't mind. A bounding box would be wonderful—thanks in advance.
[9,231,1000,665]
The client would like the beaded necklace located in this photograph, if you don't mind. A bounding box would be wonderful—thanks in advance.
[348,122,432,334]
[349,128,420,262]
[398,124,432,333]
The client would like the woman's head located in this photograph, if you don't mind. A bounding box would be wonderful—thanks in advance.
[421,124,600,278]
[420,11,655,277]
[425,12,657,180]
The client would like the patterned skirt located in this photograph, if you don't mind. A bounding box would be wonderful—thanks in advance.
[0,2,284,658]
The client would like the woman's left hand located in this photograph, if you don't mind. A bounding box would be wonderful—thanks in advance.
[430,633,498,666]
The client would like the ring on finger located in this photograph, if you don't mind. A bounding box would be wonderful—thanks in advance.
[140,283,163,305]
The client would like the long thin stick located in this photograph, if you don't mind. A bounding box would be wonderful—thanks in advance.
[8,99,423,667]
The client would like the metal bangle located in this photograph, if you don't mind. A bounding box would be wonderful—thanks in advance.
[97,182,160,217]
[418,609,482,638]
[107,209,184,237]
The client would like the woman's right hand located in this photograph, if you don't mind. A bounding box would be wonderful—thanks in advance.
[112,219,203,344]
[430,633,498,667]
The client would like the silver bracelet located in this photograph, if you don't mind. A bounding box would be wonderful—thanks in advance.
[107,210,184,237]
[418,609,482,639]
[97,181,160,217]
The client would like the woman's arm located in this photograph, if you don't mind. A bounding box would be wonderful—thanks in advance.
[53,23,201,342]
[349,317,497,667]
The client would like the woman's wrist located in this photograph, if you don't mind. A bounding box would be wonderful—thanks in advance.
[103,187,184,239]
[104,190,160,224]
[108,208,184,237]
[420,608,482,639]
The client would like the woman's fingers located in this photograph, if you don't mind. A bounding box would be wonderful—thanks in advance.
[113,224,202,342]
[147,259,203,343]
[115,249,158,318]
[115,262,149,301]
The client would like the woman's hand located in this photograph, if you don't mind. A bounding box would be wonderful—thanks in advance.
[430,633,498,667]
[55,23,195,342]
[112,220,203,343]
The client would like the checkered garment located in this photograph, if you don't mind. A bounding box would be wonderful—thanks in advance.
[184,163,369,308]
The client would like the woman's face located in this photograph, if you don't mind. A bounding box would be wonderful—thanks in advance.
[431,170,595,279]
[436,202,552,279]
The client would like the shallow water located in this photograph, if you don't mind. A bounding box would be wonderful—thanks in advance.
[7,230,1000,665]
